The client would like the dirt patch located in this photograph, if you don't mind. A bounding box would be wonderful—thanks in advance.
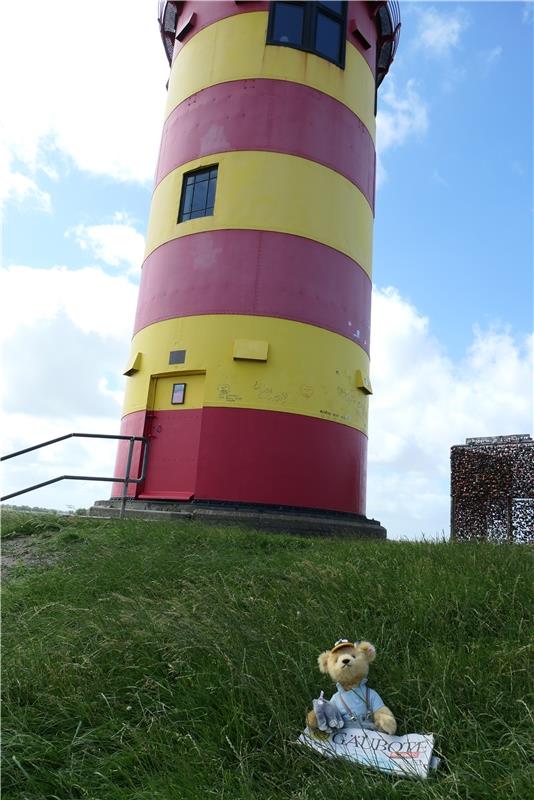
[1,535,61,583]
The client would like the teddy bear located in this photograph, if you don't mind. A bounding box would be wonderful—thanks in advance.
[306,638,397,735]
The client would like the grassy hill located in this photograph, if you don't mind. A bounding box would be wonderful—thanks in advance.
[2,512,533,800]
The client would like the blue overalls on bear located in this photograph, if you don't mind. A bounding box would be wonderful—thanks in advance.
[330,678,384,729]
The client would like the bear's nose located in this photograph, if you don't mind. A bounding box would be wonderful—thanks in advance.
[342,657,351,665]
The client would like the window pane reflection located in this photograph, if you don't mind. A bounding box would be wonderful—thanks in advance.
[272,2,304,45]
[315,12,342,62]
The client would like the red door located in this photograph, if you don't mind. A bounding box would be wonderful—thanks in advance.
[139,373,204,500]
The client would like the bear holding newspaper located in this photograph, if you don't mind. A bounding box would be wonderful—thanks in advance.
[306,639,397,735]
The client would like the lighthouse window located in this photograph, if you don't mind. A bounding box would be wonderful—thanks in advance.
[171,383,186,405]
[315,10,343,62]
[178,166,218,222]
[169,349,186,365]
[267,1,347,68]
[271,2,305,46]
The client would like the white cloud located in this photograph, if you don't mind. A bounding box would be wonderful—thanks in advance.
[2,313,126,418]
[66,214,146,275]
[377,80,429,152]
[479,45,503,73]
[0,0,168,207]
[0,145,52,212]
[1,264,139,507]
[367,288,533,538]
[482,45,503,64]
[376,80,429,186]
[0,265,138,342]
[415,7,469,57]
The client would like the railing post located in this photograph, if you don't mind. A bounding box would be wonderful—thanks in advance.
[120,437,135,519]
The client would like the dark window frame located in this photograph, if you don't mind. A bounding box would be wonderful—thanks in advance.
[266,2,347,69]
[171,382,186,405]
[178,165,218,223]
[169,349,186,365]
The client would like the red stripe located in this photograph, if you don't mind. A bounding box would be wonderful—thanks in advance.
[113,408,367,515]
[156,79,375,210]
[170,2,377,77]
[111,412,147,498]
[195,408,367,514]
[134,230,371,352]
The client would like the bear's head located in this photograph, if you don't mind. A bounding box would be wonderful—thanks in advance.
[318,638,376,690]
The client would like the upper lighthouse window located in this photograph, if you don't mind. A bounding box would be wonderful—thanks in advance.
[178,166,218,223]
[267,1,347,68]
[270,2,305,47]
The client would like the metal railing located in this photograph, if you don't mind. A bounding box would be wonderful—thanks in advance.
[1,433,149,519]
[374,3,401,86]
[386,1,401,58]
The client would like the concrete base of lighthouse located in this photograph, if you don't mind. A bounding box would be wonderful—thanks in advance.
[89,499,387,539]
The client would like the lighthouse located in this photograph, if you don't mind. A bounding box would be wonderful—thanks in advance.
[111,1,400,533]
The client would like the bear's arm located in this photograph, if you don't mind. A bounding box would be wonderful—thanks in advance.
[369,689,396,735]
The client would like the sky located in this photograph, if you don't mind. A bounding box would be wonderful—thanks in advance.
[1,1,532,538]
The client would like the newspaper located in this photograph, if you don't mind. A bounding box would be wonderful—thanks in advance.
[298,725,438,779]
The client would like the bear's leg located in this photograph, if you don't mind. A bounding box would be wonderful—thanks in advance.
[306,709,318,730]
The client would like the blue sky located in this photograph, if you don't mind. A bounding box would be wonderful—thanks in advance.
[375,2,533,356]
[1,1,532,537]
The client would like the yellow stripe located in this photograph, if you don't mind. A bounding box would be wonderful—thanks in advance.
[122,315,370,433]
[165,11,376,142]
[144,150,373,275]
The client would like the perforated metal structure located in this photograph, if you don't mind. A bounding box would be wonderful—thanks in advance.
[451,435,534,543]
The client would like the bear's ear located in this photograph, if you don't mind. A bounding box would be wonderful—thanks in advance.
[358,641,376,662]
[317,651,331,673]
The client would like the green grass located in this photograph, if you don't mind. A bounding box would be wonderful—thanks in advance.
[2,512,533,800]
[1,510,67,539]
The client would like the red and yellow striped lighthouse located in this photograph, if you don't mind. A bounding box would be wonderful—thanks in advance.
[113,1,399,523]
